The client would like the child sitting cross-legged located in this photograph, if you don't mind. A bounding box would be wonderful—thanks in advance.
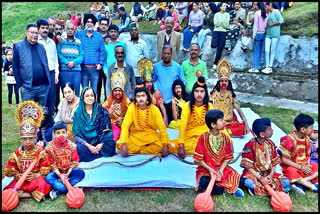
[240,118,290,196]
[45,121,85,200]
[279,113,318,195]
[193,109,244,197]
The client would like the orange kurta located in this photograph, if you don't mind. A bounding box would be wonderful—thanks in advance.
[193,131,240,193]
[279,130,318,183]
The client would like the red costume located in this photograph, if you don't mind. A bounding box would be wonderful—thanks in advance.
[3,145,51,202]
[193,131,240,193]
[45,139,80,174]
[241,138,286,195]
[279,130,318,183]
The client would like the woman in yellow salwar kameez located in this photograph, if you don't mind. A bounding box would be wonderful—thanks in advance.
[176,77,231,159]
[117,82,173,157]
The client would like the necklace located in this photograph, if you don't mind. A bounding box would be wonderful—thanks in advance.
[136,103,150,130]
[192,104,206,125]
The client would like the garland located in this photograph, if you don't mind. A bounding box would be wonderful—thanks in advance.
[136,103,150,130]
[192,104,206,125]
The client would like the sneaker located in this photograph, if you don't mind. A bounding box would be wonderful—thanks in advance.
[212,64,217,70]
[261,67,272,74]
[49,190,60,200]
[248,188,255,196]
[312,183,318,193]
[234,188,244,197]
[290,184,305,195]
[248,68,259,73]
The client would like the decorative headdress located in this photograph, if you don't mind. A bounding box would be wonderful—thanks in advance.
[137,57,154,82]
[216,58,232,80]
[15,101,44,138]
[111,69,127,91]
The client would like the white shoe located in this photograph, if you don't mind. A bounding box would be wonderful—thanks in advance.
[212,64,217,70]
[248,68,259,73]
[261,67,272,74]
[290,184,305,195]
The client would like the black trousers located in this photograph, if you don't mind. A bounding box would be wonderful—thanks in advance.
[97,69,107,104]
[164,102,173,124]
[7,83,19,105]
[198,175,225,195]
[211,31,227,65]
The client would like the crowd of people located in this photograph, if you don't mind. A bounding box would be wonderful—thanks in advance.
[2,1,317,207]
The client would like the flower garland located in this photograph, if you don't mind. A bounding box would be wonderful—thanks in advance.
[192,104,206,125]
[136,103,150,130]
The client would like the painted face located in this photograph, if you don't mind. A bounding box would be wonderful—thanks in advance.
[54,129,67,143]
[39,25,49,38]
[220,79,229,89]
[113,88,123,99]
[194,87,206,103]
[26,27,39,45]
[83,89,95,106]
[135,91,147,106]
[20,136,37,151]
[63,85,75,102]
[174,85,182,97]
[145,80,153,90]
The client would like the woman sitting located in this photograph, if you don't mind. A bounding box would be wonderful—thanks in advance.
[54,82,79,142]
[117,82,172,157]
[102,69,131,141]
[73,87,116,162]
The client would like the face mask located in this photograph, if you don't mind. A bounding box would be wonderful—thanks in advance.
[146,85,152,90]
[57,135,66,143]
[220,83,227,89]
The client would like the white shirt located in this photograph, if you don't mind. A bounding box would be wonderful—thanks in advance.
[124,38,149,77]
[37,36,59,77]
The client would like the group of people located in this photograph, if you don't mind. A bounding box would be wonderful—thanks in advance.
[3,1,317,208]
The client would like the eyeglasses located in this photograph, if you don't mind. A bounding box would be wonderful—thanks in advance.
[27,31,39,35]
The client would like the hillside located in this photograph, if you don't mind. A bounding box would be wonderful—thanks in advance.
[2,2,318,47]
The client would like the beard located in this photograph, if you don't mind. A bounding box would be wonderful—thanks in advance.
[85,26,94,32]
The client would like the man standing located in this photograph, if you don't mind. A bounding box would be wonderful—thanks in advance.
[70,12,79,29]
[106,45,135,100]
[124,22,149,83]
[37,19,59,119]
[153,45,186,124]
[157,16,181,62]
[181,43,208,92]
[97,17,110,103]
[12,24,51,107]
[46,16,56,40]
[57,22,84,96]
[53,22,63,45]
[75,13,106,103]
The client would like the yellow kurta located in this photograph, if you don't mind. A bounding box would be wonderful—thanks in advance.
[117,103,170,154]
[177,102,231,155]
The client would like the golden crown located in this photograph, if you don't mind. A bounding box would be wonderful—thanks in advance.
[137,57,154,81]
[111,69,127,91]
[216,58,232,80]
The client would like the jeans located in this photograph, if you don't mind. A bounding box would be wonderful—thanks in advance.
[252,33,265,69]
[21,84,49,107]
[7,84,19,105]
[211,31,227,65]
[97,69,107,104]
[183,26,202,49]
[46,70,58,117]
[265,37,279,68]
[59,71,81,97]
[45,168,85,194]
[197,28,212,49]
[81,66,100,96]
[244,177,291,192]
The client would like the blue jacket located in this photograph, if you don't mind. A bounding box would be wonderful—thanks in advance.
[12,37,51,89]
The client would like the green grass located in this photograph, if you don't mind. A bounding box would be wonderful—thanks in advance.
[281,2,318,38]
[1,75,318,212]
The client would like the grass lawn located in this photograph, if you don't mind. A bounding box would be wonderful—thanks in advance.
[1,76,318,212]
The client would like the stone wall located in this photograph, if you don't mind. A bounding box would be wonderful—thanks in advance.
[119,32,318,102]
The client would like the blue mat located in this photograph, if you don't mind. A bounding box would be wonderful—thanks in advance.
[2,108,286,189]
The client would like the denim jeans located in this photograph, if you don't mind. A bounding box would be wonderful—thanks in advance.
[59,71,81,97]
[197,28,212,49]
[265,37,279,68]
[183,26,202,49]
[252,33,265,69]
[45,168,85,194]
[244,177,291,192]
[81,66,100,95]
[211,31,227,65]
[46,70,58,117]
[21,84,49,107]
